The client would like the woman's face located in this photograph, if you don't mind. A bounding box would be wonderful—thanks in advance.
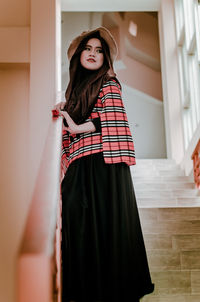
[80,38,104,70]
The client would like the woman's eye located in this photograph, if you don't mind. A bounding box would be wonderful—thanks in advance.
[84,47,90,51]
[96,49,103,53]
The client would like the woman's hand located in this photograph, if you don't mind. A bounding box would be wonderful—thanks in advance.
[53,101,66,111]
[59,110,79,134]
[59,110,96,135]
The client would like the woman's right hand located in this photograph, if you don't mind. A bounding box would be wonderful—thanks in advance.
[53,101,66,111]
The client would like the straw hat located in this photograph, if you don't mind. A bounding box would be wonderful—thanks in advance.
[67,26,118,62]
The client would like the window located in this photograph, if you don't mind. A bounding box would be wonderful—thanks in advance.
[174,0,200,149]
[128,21,137,37]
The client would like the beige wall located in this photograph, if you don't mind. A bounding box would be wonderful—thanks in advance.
[0,63,29,302]
[117,54,162,101]
[0,1,30,302]
[0,0,30,26]
[112,12,163,100]
[125,12,160,60]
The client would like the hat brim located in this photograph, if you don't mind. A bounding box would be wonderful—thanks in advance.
[67,26,118,62]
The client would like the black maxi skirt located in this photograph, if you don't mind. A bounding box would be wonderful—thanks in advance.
[61,152,154,302]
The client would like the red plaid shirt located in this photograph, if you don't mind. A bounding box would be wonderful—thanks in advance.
[61,79,136,177]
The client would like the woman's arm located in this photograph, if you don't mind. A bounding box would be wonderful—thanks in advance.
[74,121,96,134]
[58,110,97,134]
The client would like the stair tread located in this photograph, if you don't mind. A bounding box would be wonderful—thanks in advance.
[134,183,196,189]
[135,191,200,198]
[132,176,193,182]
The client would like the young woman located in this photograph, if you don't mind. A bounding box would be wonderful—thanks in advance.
[53,27,154,302]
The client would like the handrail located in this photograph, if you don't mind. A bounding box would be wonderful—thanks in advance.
[17,116,63,302]
[191,139,200,189]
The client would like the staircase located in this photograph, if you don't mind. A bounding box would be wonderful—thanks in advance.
[130,159,200,302]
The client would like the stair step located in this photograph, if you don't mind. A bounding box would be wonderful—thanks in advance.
[138,207,200,221]
[132,176,193,183]
[146,249,200,271]
[143,234,173,250]
[141,294,200,302]
[135,189,200,198]
[132,170,185,177]
[134,182,195,190]
[137,197,200,207]
[138,207,200,234]
[172,234,200,250]
[143,234,200,251]
[132,163,181,170]
[131,164,182,171]
[142,270,200,297]
[133,161,177,170]
[136,159,175,165]
[141,219,200,234]
[147,250,181,271]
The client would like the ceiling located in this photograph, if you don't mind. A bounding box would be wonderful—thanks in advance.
[61,0,161,11]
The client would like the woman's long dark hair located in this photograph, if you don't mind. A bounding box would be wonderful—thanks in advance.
[64,31,116,124]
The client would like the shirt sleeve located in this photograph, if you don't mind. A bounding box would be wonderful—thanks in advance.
[99,79,136,166]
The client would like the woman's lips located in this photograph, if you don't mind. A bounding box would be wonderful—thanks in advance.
[87,59,96,62]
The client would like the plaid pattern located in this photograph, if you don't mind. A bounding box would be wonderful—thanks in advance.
[61,79,136,176]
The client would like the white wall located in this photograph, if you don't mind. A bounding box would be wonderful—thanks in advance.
[122,84,166,158]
